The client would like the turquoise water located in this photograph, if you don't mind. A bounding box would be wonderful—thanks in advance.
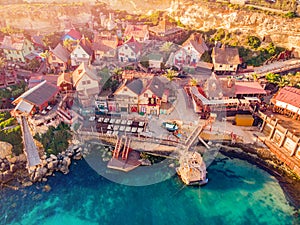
[0,152,297,225]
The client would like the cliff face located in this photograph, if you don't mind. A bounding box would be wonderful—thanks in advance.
[173,2,300,56]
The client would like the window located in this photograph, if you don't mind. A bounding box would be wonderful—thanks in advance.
[82,54,86,58]
[29,47,32,51]
[82,81,86,85]
[125,46,128,50]
[219,65,222,67]
[144,93,148,98]
[131,52,134,56]
[230,65,233,68]
[19,58,22,61]
[124,88,127,91]
[78,70,83,74]
[75,54,78,57]
[86,80,91,84]
[52,56,56,60]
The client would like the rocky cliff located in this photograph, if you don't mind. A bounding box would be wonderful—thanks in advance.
[172,2,300,56]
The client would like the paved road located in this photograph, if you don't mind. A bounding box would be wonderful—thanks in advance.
[253,59,300,75]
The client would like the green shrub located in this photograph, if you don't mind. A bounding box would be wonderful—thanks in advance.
[247,36,261,49]
[34,122,72,156]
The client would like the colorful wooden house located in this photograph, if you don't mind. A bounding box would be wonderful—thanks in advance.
[12,80,59,115]
[138,76,168,115]
[113,79,144,113]
[182,33,208,66]
[72,62,100,107]
[70,38,93,67]
[48,43,70,74]
[212,45,240,75]
[118,37,142,63]
[0,34,34,63]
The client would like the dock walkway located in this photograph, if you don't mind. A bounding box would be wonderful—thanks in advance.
[19,116,41,169]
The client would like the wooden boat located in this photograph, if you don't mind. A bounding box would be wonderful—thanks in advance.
[176,152,208,186]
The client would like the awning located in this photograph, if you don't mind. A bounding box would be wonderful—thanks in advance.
[244,97,261,102]
[15,100,34,114]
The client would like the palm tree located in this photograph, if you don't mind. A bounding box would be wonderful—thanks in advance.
[285,72,300,88]
[164,69,177,82]
[189,78,198,86]
[277,76,289,88]
[160,41,175,53]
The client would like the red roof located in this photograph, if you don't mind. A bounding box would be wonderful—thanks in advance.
[273,86,300,108]
[235,82,266,95]
[65,29,82,40]
[124,36,143,54]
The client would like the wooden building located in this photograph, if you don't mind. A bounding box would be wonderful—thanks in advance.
[271,86,300,120]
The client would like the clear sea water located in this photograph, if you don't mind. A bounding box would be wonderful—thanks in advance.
[0,149,298,225]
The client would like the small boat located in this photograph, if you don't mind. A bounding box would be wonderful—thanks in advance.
[176,152,208,186]
[162,122,179,132]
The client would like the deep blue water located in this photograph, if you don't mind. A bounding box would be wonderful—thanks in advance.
[0,151,297,225]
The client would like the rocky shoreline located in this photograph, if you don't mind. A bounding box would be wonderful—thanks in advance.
[219,142,300,211]
[0,145,84,190]
[1,139,299,215]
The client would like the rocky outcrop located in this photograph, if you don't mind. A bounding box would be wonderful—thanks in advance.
[175,2,300,56]
[0,141,13,159]
[29,145,83,183]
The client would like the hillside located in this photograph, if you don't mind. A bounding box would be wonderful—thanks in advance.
[0,1,299,56]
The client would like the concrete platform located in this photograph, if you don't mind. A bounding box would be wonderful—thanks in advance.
[107,151,141,172]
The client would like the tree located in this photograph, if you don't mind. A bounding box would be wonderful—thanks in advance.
[160,42,174,52]
[266,72,280,84]
[247,36,261,49]
[277,76,289,88]
[63,39,76,51]
[189,78,198,86]
[285,72,300,88]
[284,12,296,19]
[164,69,177,82]
[200,51,212,63]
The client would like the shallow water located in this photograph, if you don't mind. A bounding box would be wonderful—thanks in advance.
[0,151,297,225]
